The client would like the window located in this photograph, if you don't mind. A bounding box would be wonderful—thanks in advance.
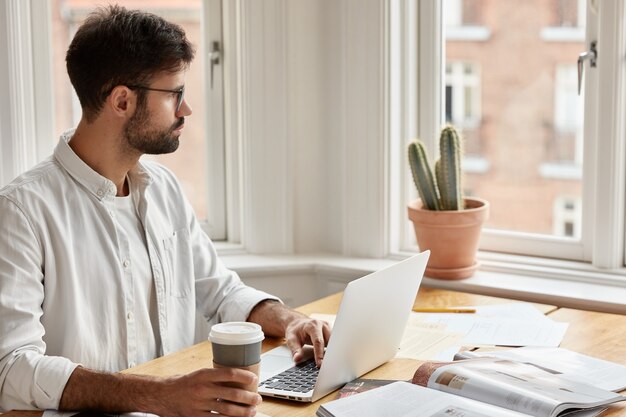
[445,61,483,169]
[541,0,587,42]
[540,63,584,180]
[445,0,491,41]
[403,0,626,269]
[552,0,586,28]
[445,62,480,129]
[553,196,581,238]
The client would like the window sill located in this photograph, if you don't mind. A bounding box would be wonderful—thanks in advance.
[540,27,585,42]
[445,26,491,41]
[218,252,626,315]
[539,162,582,180]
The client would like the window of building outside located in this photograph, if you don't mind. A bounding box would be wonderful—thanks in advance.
[553,196,581,238]
[49,0,223,238]
[444,0,585,238]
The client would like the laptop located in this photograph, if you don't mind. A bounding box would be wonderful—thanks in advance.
[258,251,430,402]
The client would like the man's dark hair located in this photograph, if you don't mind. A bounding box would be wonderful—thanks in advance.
[66,5,195,122]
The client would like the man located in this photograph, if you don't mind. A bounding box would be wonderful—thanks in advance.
[0,6,330,416]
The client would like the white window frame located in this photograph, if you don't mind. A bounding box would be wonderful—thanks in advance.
[395,0,626,275]
[0,0,54,186]
[1,0,230,242]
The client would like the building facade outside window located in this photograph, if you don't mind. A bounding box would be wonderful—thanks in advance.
[444,0,585,238]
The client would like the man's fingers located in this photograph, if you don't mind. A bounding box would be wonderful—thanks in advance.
[209,384,262,406]
[285,331,304,362]
[322,322,331,344]
[209,396,259,417]
[200,367,258,385]
[309,326,327,367]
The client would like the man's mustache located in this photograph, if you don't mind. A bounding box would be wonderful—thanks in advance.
[172,117,185,130]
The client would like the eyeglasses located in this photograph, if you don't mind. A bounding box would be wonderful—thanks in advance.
[126,84,185,112]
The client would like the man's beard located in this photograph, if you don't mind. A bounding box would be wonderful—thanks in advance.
[123,104,184,155]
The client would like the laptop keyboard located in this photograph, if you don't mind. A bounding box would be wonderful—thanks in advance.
[259,358,319,393]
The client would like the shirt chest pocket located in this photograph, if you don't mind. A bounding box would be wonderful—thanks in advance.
[161,228,194,298]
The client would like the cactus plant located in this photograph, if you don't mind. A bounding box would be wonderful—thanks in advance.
[408,125,463,211]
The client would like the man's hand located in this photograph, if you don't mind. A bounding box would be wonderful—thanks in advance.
[59,366,262,417]
[247,300,332,367]
[284,316,331,367]
[151,368,262,417]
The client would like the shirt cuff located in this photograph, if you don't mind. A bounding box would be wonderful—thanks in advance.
[219,287,282,324]
[11,352,78,410]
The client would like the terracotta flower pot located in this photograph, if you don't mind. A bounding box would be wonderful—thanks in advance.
[407,197,489,280]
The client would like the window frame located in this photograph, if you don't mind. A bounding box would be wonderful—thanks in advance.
[394,0,626,274]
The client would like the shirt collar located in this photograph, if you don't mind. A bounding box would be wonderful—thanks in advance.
[54,129,153,201]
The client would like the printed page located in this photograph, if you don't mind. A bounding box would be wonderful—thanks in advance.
[317,381,531,417]
[408,312,568,347]
[455,347,626,392]
[425,358,624,417]
[467,304,553,322]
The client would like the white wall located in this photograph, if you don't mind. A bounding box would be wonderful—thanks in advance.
[242,0,388,256]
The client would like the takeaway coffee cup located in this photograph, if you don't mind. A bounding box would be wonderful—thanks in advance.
[209,322,264,392]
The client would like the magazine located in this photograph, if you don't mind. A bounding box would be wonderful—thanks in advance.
[317,358,625,417]
[412,358,625,417]
[335,378,395,398]
[318,381,539,417]
[453,347,626,392]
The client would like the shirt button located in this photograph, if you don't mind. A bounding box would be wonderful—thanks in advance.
[123,260,130,268]
[127,312,133,321]
[96,190,104,197]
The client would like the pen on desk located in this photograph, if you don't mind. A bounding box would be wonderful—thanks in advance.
[412,307,476,314]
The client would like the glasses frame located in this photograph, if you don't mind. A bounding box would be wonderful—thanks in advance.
[126,84,185,112]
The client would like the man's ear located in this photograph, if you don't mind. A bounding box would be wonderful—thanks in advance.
[108,85,136,118]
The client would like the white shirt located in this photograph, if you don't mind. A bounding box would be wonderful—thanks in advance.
[0,131,279,411]
[113,191,160,364]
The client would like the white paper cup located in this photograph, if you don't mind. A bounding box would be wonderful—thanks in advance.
[209,322,264,392]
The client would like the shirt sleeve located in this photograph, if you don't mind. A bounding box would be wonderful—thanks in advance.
[170,198,281,325]
[190,213,282,325]
[0,196,79,412]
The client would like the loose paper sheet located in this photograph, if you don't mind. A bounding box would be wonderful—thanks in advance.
[313,302,569,361]
[409,312,568,347]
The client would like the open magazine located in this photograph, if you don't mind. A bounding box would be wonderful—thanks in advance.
[411,358,625,417]
[453,347,626,392]
[317,358,625,417]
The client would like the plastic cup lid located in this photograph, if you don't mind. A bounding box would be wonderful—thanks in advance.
[209,322,265,345]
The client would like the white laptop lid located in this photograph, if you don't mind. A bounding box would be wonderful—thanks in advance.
[259,251,430,402]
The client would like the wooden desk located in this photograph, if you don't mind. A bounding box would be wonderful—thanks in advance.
[3,288,623,416]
